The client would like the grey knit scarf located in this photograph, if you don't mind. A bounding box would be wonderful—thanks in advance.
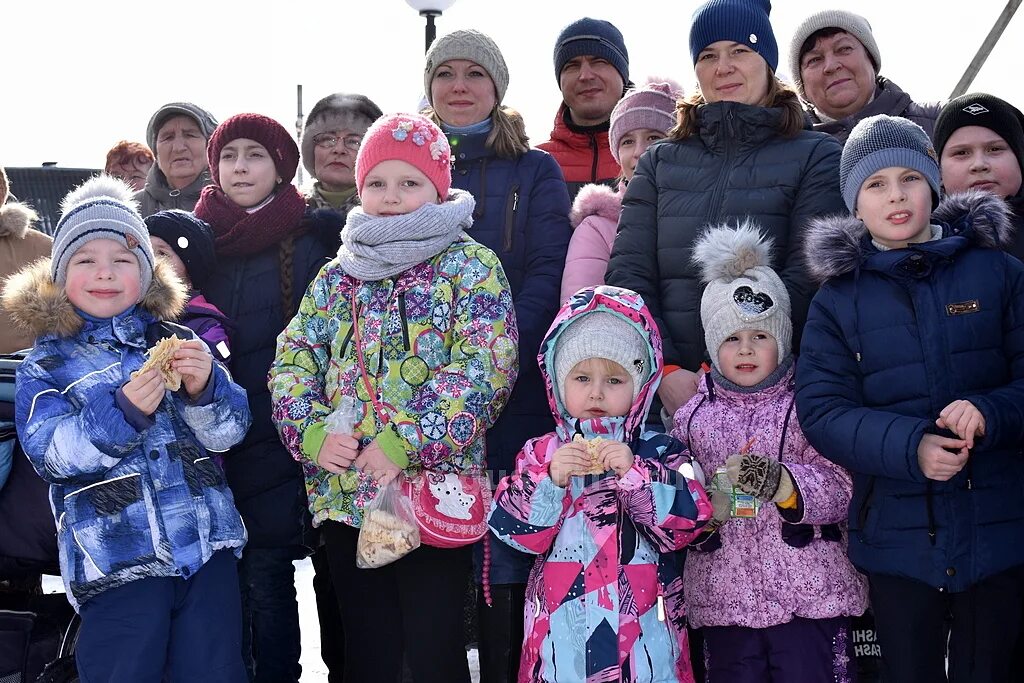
[337,188,475,281]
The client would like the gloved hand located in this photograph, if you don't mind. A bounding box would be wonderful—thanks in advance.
[724,454,794,503]
[710,489,732,522]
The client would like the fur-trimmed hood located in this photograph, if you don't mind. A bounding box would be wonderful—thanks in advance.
[805,190,1014,283]
[0,201,39,239]
[569,182,623,229]
[1,257,187,339]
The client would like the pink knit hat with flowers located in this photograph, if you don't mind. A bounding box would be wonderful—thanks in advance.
[206,113,300,188]
[355,113,452,200]
[608,78,683,165]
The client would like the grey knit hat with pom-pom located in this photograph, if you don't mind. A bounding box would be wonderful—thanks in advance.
[693,222,791,366]
[52,175,154,299]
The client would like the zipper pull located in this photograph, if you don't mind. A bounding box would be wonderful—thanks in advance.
[657,594,666,622]
[512,191,519,212]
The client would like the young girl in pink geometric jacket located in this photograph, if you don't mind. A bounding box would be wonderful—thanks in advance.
[489,285,712,682]
[672,224,867,682]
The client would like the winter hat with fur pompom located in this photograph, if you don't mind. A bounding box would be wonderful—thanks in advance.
[51,175,154,299]
[694,221,791,366]
[355,113,452,200]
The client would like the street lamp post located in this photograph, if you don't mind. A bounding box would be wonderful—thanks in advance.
[405,0,456,53]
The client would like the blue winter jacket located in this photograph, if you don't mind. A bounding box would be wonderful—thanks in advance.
[203,209,341,550]
[6,259,250,609]
[796,191,1024,592]
[446,130,572,583]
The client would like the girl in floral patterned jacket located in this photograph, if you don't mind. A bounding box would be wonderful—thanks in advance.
[488,285,712,683]
[672,224,867,682]
[269,113,518,683]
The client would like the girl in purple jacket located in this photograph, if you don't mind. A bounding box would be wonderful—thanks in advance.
[672,224,867,682]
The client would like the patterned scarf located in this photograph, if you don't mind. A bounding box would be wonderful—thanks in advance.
[194,184,308,257]
[337,188,475,281]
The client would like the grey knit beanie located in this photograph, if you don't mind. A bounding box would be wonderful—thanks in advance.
[693,222,791,367]
[52,175,154,299]
[146,102,218,154]
[425,29,509,107]
[840,114,941,211]
[789,10,881,93]
[554,311,650,405]
[301,93,384,178]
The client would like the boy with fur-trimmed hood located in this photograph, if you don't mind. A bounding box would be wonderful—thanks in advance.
[1,176,251,682]
[797,114,1024,682]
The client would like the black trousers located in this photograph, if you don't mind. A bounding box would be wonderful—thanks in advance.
[323,521,471,683]
[311,544,345,683]
[476,583,526,683]
[868,565,1024,683]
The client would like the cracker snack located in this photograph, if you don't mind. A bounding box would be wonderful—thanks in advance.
[572,435,607,475]
[356,507,421,569]
[131,336,185,390]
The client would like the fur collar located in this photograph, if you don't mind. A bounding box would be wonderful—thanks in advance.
[805,190,1013,283]
[0,202,39,239]
[1,258,187,339]
[569,183,623,229]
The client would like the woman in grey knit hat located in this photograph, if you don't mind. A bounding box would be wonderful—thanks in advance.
[134,102,219,217]
[422,28,573,683]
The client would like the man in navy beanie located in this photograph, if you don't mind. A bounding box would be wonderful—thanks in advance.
[538,17,630,200]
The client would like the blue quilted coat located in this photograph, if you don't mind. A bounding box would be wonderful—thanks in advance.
[796,191,1024,592]
[5,258,250,608]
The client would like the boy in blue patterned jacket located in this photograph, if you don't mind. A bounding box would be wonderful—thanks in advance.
[1,176,251,683]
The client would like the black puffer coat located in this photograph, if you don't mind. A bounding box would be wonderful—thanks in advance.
[606,101,844,371]
[204,210,341,550]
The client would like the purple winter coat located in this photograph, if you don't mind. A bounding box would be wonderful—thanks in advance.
[672,365,867,629]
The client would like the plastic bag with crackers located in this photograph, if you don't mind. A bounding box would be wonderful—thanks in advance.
[356,477,421,569]
[572,434,607,476]
[131,336,186,390]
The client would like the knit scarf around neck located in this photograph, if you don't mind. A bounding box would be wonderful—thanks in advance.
[337,188,475,281]
[194,184,308,257]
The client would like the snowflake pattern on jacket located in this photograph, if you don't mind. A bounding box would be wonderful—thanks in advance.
[489,286,712,682]
[269,233,518,528]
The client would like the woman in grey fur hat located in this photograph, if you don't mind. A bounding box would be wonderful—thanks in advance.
[300,93,382,212]
[134,102,219,217]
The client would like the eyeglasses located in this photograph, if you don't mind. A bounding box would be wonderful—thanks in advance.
[313,133,362,152]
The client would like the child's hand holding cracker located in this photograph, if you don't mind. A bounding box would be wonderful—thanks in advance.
[172,340,213,398]
[550,442,589,487]
[122,368,166,416]
[601,441,634,477]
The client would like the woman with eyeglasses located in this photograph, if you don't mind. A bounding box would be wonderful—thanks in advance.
[421,29,572,683]
[301,94,383,213]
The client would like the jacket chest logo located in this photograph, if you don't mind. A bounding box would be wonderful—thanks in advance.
[946,300,980,316]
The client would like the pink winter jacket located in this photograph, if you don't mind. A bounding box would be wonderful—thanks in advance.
[560,183,622,302]
[672,365,868,629]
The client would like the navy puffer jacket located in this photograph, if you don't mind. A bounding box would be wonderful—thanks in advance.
[204,209,341,550]
[796,191,1024,591]
[606,101,844,370]
[446,130,572,582]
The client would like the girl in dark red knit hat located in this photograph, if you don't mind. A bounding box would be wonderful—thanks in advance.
[195,113,345,683]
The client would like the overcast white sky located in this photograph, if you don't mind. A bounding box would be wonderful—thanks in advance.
[3,0,1021,171]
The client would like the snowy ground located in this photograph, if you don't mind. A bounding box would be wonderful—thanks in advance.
[45,559,480,682]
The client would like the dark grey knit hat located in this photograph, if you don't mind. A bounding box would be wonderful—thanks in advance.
[52,176,154,298]
[553,17,629,85]
[146,102,218,153]
[425,29,509,106]
[300,93,384,178]
[840,114,941,211]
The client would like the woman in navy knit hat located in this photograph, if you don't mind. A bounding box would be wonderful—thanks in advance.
[607,0,844,420]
